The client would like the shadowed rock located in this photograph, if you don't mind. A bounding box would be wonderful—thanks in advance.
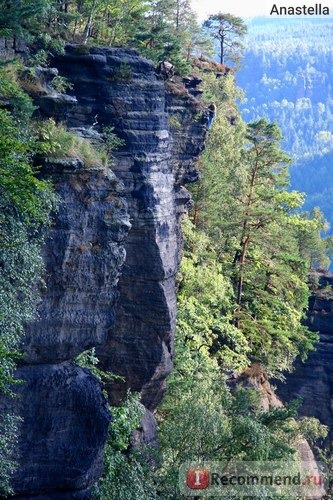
[277,271,333,440]
[1,45,207,497]
[51,46,207,409]
[23,159,130,364]
[4,362,110,497]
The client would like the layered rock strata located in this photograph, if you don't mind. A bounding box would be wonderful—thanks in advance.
[2,158,130,498]
[1,46,208,497]
[50,46,207,409]
[277,272,333,438]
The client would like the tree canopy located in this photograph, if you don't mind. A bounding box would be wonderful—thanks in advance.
[190,72,330,375]
[203,12,247,65]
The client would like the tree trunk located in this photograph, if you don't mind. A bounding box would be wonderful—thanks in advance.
[234,162,259,312]
[220,35,224,64]
[72,18,78,40]
[193,205,199,226]
[236,235,250,307]
[176,0,180,29]
[83,0,98,45]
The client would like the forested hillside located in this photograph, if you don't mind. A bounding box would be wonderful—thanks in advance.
[238,17,333,229]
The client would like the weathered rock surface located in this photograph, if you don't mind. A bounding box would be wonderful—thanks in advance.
[0,37,26,59]
[228,364,284,411]
[5,362,110,497]
[23,158,130,364]
[1,45,208,497]
[51,46,207,409]
[277,272,333,437]
[3,156,129,498]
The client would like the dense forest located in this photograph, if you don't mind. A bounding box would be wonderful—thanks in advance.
[0,2,332,498]
[238,17,333,232]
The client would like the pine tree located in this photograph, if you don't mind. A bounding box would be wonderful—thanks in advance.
[191,74,328,373]
[203,12,247,66]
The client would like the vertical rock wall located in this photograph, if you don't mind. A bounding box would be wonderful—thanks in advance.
[1,159,130,498]
[277,272,333,438]
[1,46,208,497]
[51,46,207,410]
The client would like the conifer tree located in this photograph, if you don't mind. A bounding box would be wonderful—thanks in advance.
[203,12,247,65]
[191,74,328,373]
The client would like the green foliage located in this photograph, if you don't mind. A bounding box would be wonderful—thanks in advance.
[156,322,306,497]
[77,353,156,499]
[0,217,43,395]
[155,208,327,496]
[89,0,149,47]
[151,202,328,497]
[0,70,56,493]
[0,110,54,225]
[203,12,247,66]
[297,417,328,447]
[93,392,158,500]
[316,447,333,499]
[178,218,250,370]
[190,72,329,375]
[0,64,36,123]
[0,0,212,73]
[102,126,125,156]
[51,75,74,94]
[75,348,124,384]
[108,392,145,452]
[0,0,51,38]
[27,49,50,67]
[36,118,108,167]
[168,115,181,129]
[109,63,133,83]
[0,414,22,496]
[34,33,65,57]
[35,119,124,167]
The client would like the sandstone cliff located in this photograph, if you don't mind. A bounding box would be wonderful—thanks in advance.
[277,271,333,439]
[1,46,208,497]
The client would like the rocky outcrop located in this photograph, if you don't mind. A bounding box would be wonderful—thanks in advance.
[23,158,130,364]
[1,158,129,498]
[9,362,110,499]
[50,46,207,410]
[1,46,208,497]
[230,366,326,499]
[228,364,284,411]
[0,37,26,59]
[277,271,333,438]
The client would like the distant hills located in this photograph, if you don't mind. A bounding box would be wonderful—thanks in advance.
[237,17,333,231]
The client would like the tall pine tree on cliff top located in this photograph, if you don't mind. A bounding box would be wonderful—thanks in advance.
[203,12,247,65]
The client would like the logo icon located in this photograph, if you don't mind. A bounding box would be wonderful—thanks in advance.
[186,467,210,490]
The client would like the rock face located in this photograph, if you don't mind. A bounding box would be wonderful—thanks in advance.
[10,362,110,498]
[277,272,333,437]
[2,157,129,498]
[2,46,208,497]
[51,46,207,410]
[24,158,130,364]
[0,37,26,59]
